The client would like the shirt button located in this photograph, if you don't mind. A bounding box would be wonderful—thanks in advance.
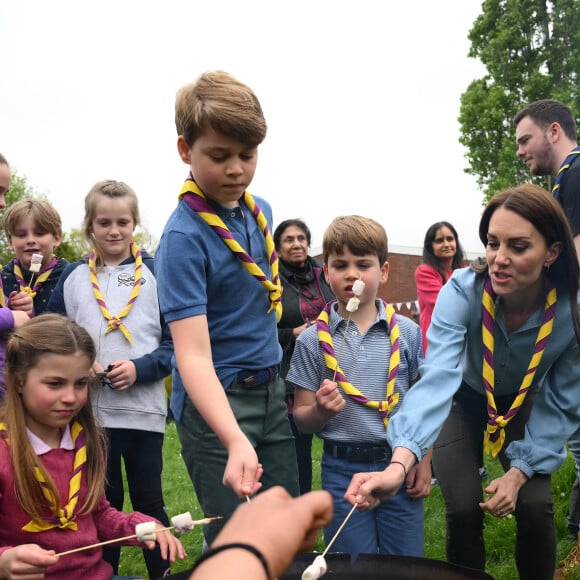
[360,346,365,351]
[230,212,236,218]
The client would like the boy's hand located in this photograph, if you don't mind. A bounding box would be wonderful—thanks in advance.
[8,290,33,316]
[315,379,346,417]
[223,438,263,498]
[0,544,59,577]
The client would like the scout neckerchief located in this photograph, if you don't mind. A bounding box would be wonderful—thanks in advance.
[13,255,59,315]
[481,277,556,456]
[179,175,283,321]
[316,300,400,428]
[0,421,87,532]
[552,146,580,197]
[89,242,142,345]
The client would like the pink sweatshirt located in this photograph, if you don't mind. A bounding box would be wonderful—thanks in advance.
[0,438,159,579]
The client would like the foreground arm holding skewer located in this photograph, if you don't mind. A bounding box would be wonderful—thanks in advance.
[189,487,333,580]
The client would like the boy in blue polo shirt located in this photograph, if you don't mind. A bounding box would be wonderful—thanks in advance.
[156,70,299,545]
[288,215,430,561]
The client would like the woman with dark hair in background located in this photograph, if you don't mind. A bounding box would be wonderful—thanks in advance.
[274,219,335,494]
[415,221,466,354]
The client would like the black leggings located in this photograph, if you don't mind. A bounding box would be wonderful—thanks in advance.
[432,383,555,580]
[103,428,170,578]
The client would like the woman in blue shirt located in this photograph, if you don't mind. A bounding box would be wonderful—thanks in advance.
[346,184,580,580]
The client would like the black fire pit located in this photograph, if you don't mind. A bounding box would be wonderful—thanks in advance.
[165,552,495,579]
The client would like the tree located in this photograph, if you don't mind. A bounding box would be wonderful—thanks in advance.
[0,171,46,265]
[459,0,580,204]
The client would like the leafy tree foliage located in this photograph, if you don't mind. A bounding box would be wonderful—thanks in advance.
[459,0,580,203]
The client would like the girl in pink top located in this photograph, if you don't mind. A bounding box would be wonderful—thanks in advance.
[415,222,466,354]
[0,314,185,579]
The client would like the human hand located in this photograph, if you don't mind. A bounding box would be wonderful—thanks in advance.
[479,467,527,518]
[405,458,432,499]
[107,360,137,390]
[292,322,309,338]
[223,438,263,498]
[0,543,59,578]
[191,487,333,580]
[344,466,406,510]
[10,309,30,328]
[316,380,346,417]
[8,291,34,316]
[141,524,187,564]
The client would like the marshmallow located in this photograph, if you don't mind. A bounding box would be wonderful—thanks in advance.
[135,521,157,542]
[346,296,360,313]
[352,279,365,296]
[29,253,43,273]
[302,555,327,580]
[171,511,194,533]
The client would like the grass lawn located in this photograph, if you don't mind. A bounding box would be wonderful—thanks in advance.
[118,423,580,579]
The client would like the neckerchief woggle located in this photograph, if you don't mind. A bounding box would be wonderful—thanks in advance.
[481,277,556,456]
[89,242,142,344]
[13,255,59,316]
[316,299,400,429]
[0,421,87,532]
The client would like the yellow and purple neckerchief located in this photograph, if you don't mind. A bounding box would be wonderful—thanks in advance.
[316,300,400,429]
[0,420,87,532]
[552,146,580,196]
[89,242,142,345]
[481,277,556,456]
[179,175,283,322]
[13,255,59,316]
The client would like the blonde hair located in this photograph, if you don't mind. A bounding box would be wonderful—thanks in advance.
[175,70,267,147]
[3,198,62,239]
[83,180,140,263]
[0,314,107,522]
[323,215,388,265]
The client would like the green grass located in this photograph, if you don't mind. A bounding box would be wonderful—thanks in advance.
[118,424,580,579]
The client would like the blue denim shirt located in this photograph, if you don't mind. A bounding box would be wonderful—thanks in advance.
[387,267,580,477]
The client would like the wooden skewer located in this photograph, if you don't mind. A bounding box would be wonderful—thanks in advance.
[55,516,222,557]
[321,503,358,557]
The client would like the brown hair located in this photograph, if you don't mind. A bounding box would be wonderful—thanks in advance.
[0,314,107,523]
[175,70,267,147]
[3,198,63,238]
[475,183,580,345]
[323,215,388,265]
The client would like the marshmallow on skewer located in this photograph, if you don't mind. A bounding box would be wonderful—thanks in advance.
[29,253,43,273]
[135,521,157,542]
[171,511,195,533]
[302,555,327,580]
[346,279,365,313]
[352,279,365,296]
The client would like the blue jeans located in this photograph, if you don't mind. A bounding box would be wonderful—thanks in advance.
[321,453,424,562]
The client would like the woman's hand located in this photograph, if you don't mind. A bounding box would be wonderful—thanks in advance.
[479,467,527,517]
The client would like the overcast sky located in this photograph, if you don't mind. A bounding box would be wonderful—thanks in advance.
[2,1,489,254]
